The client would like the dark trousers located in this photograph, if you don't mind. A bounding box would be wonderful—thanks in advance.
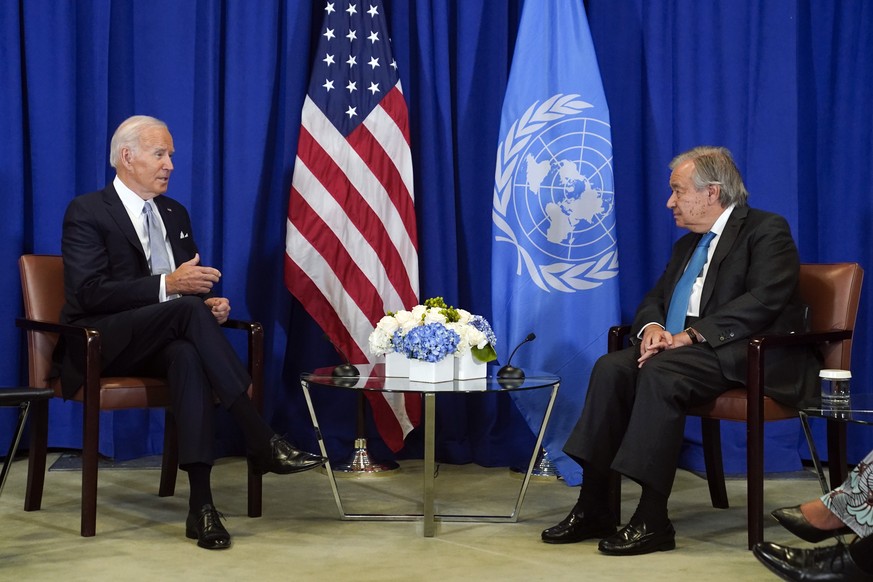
[563,344,740,497]
[101,296,251,465]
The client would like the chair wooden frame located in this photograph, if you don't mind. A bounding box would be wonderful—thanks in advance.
[606,262,863,549]
[16,254,265,536]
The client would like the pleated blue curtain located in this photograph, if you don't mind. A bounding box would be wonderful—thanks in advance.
[2,0,871,471]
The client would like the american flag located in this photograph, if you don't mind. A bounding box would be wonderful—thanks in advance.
[285,1,421,452]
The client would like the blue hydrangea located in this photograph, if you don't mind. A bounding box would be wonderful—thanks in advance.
[469,315,497,346]
[400,323,460,362]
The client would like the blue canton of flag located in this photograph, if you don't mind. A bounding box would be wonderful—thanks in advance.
[307,2,400,136]
[491,0,620,485]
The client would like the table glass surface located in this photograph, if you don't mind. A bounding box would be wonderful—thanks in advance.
[801,392,873,425]
[301,364,560,394]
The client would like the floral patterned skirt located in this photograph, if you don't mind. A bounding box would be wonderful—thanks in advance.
[822,448,873,538]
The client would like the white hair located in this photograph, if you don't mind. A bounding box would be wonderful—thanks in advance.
[109,115,168,168]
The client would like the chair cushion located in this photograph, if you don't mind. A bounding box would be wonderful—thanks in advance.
[688,388,796,421]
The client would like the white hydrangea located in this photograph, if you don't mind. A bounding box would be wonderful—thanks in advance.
[447,321,488,355]
[368,314,400,356]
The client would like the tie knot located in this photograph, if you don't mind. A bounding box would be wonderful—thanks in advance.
[699,231,716,248]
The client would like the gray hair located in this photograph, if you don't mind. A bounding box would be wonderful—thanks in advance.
[109,115,168,168]
[670,146,749,207]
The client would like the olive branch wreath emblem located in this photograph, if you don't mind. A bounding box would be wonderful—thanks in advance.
[492,93,618,293]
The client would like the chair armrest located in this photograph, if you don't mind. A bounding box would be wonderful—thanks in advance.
[608,325,633,353]
[749,329,852,350]
[16,316,98,340]
[16,317,103,406]
[744,328,852,425]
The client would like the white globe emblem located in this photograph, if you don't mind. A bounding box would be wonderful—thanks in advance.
[493,94,618,293]
[514,117,615,262]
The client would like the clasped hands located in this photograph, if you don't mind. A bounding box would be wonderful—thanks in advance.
[637,325,694,368]
[165,253,231,324]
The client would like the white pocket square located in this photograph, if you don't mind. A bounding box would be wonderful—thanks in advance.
[180,231,189,239]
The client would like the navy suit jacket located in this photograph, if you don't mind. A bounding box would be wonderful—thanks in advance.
[57,183,204,398]
[631,206,820,407]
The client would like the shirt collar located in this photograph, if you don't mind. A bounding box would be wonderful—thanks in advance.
[113,175,152,215]
[709,204,736,237]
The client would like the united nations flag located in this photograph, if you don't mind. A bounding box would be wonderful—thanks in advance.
[491,0,620,485]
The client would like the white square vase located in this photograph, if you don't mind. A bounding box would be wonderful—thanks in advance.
[454,352,487,380]
[408,357,454,383]
[384,352,410,377]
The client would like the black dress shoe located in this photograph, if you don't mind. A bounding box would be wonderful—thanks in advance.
[541,507,616,544]
[249,435,325,476]
[186,504,231,550]
[597,515,676,555]
[771,506,854,543]
[753,541,869,581]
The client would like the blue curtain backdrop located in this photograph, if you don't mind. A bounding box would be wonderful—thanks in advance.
[2,0,871,475]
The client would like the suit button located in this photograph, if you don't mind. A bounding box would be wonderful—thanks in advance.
[719,335,725,341]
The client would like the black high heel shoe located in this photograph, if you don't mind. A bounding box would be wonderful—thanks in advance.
[770,506,853,543]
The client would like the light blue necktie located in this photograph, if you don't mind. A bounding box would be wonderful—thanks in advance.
[665,231,716,333]
[142,203,172,275]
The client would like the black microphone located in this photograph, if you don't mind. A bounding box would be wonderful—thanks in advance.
[497,333,536,379]
[323,333,360,378]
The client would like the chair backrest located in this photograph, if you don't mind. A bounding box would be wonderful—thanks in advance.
[799,262,864,370]
[19,254,65,388]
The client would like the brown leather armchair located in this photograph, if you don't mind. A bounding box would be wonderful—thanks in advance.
[606,262,863,549]
[16,254,265,536]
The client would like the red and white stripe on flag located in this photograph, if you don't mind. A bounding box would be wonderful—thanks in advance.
[285,1,420,452]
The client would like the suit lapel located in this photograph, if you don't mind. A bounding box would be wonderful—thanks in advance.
[102,185,148,268]
[154,197,192,265]
[700,206,749,310]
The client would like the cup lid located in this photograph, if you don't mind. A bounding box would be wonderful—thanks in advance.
[819,369,852,379]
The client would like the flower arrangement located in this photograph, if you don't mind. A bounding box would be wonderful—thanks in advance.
[368,297,497,364]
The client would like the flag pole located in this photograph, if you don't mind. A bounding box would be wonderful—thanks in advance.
[333,392,399,474]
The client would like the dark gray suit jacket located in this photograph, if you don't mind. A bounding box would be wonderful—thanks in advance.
[57,184,204,398]
[632,205,820,407]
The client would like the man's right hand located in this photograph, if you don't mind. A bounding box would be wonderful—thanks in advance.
[165,253,221,295]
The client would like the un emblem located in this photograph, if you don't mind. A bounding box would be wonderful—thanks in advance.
[493,94,618,293]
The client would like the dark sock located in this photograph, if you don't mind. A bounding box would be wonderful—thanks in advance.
[228,392,274,457]
[849,536,873,573]
[182,462,214,513]
[578,461,612,522]
[633,484,669,530]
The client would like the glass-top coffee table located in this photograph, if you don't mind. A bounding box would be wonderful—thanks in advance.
[799,392,873,495]
[300,365,561,537]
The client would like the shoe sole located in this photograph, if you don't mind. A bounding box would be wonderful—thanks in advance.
[751,545,795,582]
[186,528,232,550]
[598,538,676,555]
[252,461,325,476]
[541,527,616,544]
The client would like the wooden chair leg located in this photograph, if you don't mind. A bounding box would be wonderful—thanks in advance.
[747,418,764,549]
[700,418,729,508]
[248,471,263,518]
[81,399,100,537]
[24,399,48,512]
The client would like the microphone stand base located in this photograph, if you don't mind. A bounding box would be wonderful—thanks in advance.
[331,438,399,476]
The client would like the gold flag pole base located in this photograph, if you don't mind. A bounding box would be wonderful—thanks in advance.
[509,447,560,479]
[331,437,399,476]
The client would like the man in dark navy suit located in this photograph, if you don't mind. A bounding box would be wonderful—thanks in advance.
[59,115,324,550]
[541,146,821,555]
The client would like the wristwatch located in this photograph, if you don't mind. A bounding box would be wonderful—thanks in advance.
[685,327,701,344]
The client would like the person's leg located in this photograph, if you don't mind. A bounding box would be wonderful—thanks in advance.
[611,345,737,501]
[542,347,638,543]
